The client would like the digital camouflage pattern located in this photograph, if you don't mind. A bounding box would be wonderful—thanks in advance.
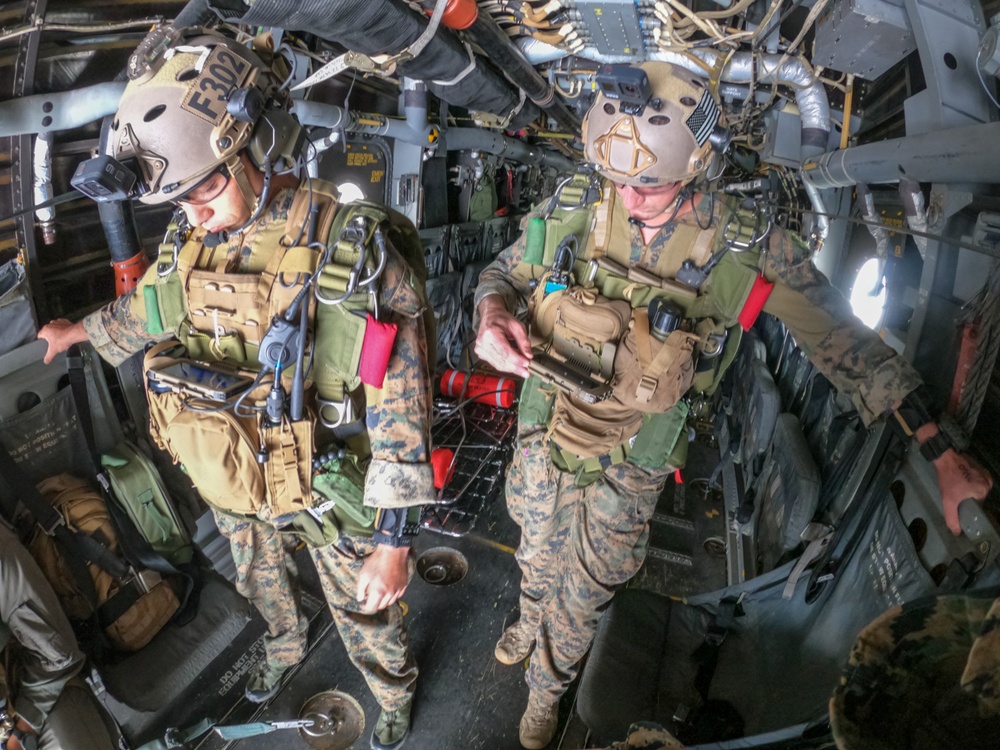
[82,182,430,707]
[309,533,418,711]
[830,591,1000,750]
[476,187,924,701]
[600,721,685,750]
[508,430,668,700]
[214,506,417,710]
[212,510,310,671]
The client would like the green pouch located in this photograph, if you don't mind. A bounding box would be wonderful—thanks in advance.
[517,374,557,426]
[101,441,194,566]
[628,402,690,470]
[314,303,366,397]
[177,327,248,365]
[541,207,593,267]
[312,452,377,539]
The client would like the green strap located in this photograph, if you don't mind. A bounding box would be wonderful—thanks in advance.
[550,439,630,475]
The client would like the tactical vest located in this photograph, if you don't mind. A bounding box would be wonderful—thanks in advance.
[517,173,770,481]
[141,180,392,542]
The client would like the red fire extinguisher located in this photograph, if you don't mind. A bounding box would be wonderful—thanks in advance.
[440,369,516,408]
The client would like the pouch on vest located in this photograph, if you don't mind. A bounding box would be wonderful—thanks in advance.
[518,373,557,427]
[532,286,631,380]
[144,344,314,518]
[547,392,644,460]
[612,308,699,413]
[629,403,691,470]
[310,451,377,540]
[29,474,180,652]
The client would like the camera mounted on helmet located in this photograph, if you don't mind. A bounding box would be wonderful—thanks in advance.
[71,27,304,207]
[595,65,660,118]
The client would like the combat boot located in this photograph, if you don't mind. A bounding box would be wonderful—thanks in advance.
[518,691,558,749]
[244,661,289,703]
[371,697,413,749]
[495,618,536,665]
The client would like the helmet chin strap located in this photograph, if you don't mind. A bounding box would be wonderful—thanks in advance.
[628,187,692,230]
[204,154,271,247]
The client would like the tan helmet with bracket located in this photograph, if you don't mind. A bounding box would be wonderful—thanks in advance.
[582,62,727,186]
[110,28,300,206]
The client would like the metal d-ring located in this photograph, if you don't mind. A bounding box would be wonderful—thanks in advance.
[278,272,307,288]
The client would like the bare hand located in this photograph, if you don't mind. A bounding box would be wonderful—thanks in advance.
[919,423,994,535]
[37,318,88,364]
[474,295,532,378]
[356,545,411,613]
[6,715,36,750]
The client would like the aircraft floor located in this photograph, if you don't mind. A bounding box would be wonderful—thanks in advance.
[193,435,725,750]
[197,478,552,750]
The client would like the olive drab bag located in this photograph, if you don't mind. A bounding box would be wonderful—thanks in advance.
[29,475,180,651]
[100,441,193,567]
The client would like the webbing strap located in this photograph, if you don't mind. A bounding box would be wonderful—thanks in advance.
[0,447,100,610]
[551,440,630,475]
[689,595,742,705]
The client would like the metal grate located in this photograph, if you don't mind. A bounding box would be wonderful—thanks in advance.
[422,398,517,536]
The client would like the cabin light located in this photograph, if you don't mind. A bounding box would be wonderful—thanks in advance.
[337,181,365,204]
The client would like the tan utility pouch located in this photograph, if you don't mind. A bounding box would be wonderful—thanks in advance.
[547,392,644,459]
[532,285,631,379]
[31,475,180,652]
[143,344,313,517]
[612,308,699,413]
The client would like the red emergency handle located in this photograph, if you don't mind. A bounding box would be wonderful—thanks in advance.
[359,315,398,388]
[738,274,774,331]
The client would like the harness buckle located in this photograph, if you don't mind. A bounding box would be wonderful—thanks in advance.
[317,396,354,429]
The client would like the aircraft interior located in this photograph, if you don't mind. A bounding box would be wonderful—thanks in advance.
[1,0,1000,748]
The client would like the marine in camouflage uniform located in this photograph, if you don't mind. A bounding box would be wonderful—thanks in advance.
[80,182,430,713]
[473,62,944,748]
[476,184,922,718]
[37,30,431,747]
[830,590,1000,750]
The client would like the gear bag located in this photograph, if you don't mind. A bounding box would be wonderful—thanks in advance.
[144,344,313,517]
[100,442,193,567]
[29,474,180,652]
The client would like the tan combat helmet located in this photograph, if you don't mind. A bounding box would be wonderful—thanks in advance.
[110,29,278,206]
[583,62,725,186]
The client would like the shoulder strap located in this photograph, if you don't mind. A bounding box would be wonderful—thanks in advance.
[282,178,340,247]
[0,446,101,608]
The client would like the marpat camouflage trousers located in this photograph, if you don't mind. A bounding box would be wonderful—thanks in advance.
[506,429,669,700]
[830,590,1000,750]
[213,511,418,711]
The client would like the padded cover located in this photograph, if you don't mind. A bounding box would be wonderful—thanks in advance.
[0,341,122,482]
[756,414,821,571]
[101,572,251,711]
[740,360,781,468]
[579,492,937,746]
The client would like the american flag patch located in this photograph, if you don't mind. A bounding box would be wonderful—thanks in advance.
[685,89,720,147]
